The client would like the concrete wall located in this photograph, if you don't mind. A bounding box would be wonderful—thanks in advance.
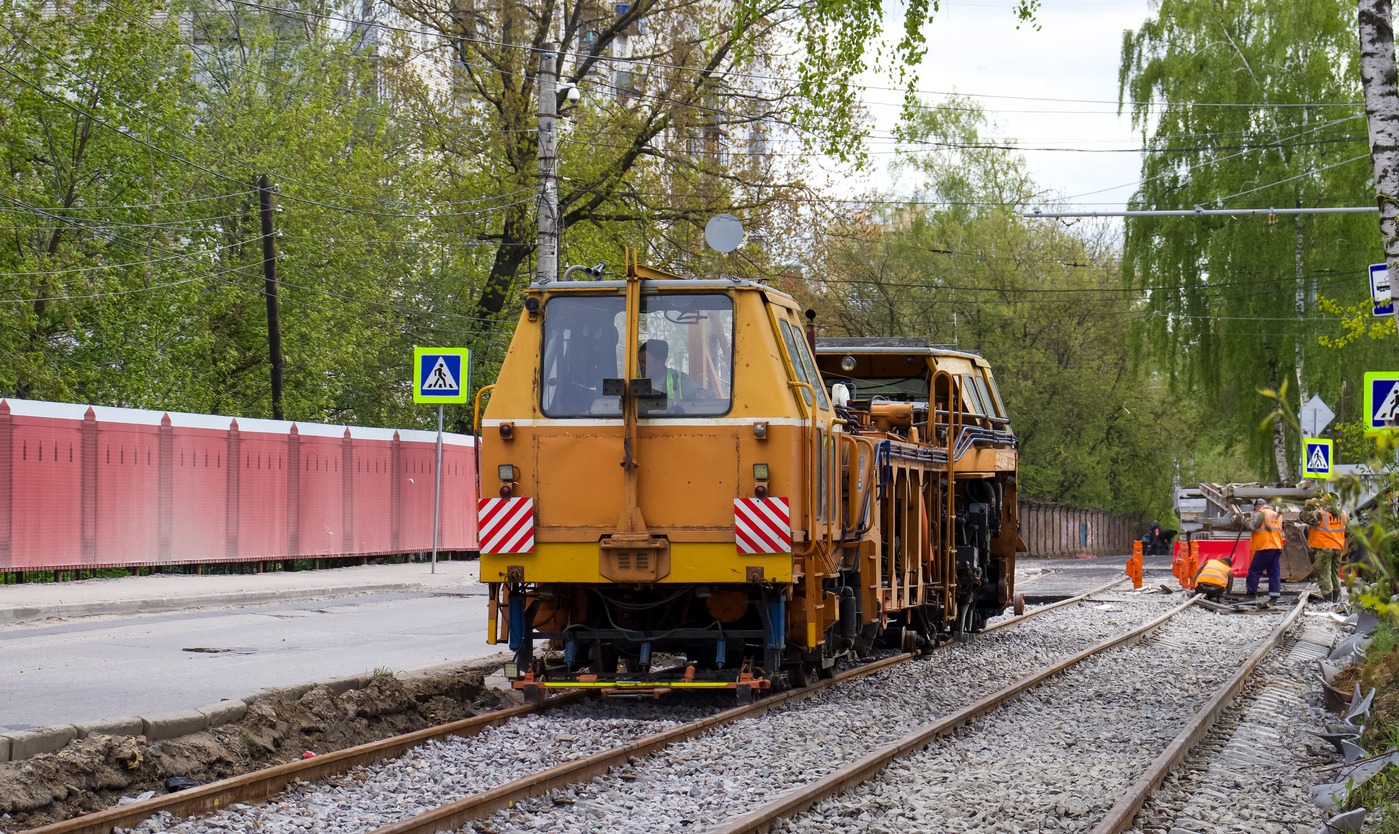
[1018,498,1135,558]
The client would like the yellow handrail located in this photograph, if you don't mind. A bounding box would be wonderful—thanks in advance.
[473,384,496,435]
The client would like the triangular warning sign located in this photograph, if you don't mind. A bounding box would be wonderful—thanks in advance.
[422,356,459,391]
[1377,381,1399,424]
[1307,445,1328,472]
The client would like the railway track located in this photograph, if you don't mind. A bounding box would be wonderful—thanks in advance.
[1122,614,1342,834]
[714,595,1315,834]
[32,579,1124,834]
[34,579,1262,834]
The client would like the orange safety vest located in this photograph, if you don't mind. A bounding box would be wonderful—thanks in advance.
[1196,559,1232,589]
[1308,509,1346,550]
[1250,507,1284,552]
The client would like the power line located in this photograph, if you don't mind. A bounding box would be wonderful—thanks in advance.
[216,0,1371,116]
[1027,204,1377,219]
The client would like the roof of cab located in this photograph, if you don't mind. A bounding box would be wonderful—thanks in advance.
[527,278,795,303]
[814,337,985,363]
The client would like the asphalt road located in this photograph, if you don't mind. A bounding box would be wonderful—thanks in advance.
[0,589,500,731]
[0,554,1159,732]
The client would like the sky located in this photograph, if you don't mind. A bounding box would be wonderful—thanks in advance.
[839,0,1157,212]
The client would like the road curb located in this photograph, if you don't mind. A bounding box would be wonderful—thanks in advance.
[0,654,510,764]
[0,582,464,625]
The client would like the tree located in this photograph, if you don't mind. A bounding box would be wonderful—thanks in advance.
[0,0,487,429]
[802,100,1180,520]
[1119,0,1384,481]
[375,0,813,333]
[1359,0,1399,336]
[0,0,200,402]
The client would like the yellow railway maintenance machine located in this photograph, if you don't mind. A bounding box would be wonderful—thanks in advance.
[476,254,1021,700]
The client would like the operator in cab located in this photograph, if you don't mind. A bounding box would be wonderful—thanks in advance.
[639,340,706,401]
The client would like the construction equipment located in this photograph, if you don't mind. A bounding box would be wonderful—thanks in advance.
[1174,482,1318,582]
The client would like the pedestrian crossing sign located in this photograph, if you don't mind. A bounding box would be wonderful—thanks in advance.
[1302,438,1332,480]
[413,347,470,404]
[1366,372,1399,433]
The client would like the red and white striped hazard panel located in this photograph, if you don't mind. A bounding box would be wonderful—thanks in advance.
[477,497,535,554]
[734,497,792,555]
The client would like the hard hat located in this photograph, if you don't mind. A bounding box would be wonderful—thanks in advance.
[1254,497,1267,507]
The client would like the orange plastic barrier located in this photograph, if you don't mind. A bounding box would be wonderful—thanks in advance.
[1126,541,1143,590]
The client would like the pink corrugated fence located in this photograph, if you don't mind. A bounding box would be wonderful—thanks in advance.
[0,398,478,570]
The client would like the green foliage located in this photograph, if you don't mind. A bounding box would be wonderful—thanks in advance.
[802,99,1179,520]
[0,0,492,429]
[1118,0,1390,479]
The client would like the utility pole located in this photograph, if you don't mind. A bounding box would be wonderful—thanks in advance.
[1293,199,1306,480]
[536,44,559,284]
[257,174,285,420]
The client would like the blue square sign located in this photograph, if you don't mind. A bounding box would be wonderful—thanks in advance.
[1302,438,1332,479]
[1365,371,1399,433]
[413,347,469,404]
[1373,263,1395,317]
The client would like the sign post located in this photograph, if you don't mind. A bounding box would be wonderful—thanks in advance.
[413,347,470,573]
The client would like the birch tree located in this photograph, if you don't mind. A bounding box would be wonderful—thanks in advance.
[1119,0,1378,481]
[1359,0,1399,335]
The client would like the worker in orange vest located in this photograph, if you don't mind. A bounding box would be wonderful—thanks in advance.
[1302,493,1348,604]
[1193,555,1233,601]
[1240,497,1285,605]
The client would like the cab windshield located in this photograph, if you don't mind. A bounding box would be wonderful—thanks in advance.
[540,292,734,418]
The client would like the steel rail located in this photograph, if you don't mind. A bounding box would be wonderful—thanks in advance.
[364,653,910,834]
[983,575,1127,635]
[35,575,1126,834]
[710,594,1200,834]
[21,693,589,834]
[1088,592,1311,834]
[366,576,1129,834]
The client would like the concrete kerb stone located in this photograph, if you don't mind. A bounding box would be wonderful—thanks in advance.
[196,700,248,728]
[141,709,209,742]
[75,716,144,739]
[0,652,512,763]
[398,655,511,682]
[0,582,429,625]
[322,675,374,696]
[249,681,317,703]
[3,725,77,760]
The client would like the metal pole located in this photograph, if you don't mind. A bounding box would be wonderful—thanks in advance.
[432,404,443,574]
[536,44,558,284]
[257,174,285,420]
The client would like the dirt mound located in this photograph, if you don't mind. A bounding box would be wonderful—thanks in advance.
[0,661,518,832]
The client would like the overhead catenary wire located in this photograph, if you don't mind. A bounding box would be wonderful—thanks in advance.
[212,0,1371,115]
[1027,205,1378,219]
[0,25,539,219]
